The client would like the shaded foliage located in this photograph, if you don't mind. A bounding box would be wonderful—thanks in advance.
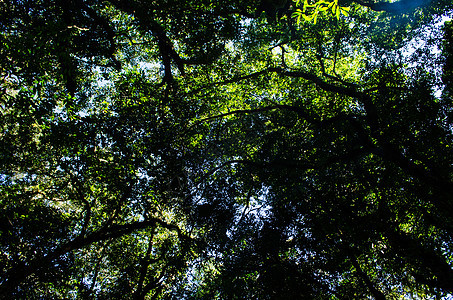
[1,0,453,298]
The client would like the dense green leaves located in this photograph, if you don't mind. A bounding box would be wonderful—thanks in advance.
[1,0,453,298]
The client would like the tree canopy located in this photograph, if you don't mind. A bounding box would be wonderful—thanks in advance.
[1,0,453,298]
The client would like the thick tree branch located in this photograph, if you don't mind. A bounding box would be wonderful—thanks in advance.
[268,67,453,192]
[0,218,191,295]
[134,229,156,299]
[107,0,184,85]
[385,227,453,292]
[80,1,120,69]
[191,66,453,194]
[350,255,387,300]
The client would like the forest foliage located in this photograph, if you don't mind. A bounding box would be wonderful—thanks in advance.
[1,0,453,298]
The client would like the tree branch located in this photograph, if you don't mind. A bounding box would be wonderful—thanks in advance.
[349,255,387,300]
[0,218,191,295]
[191,65,452,195]
[134,229,156,299]
[188,104,317,131]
